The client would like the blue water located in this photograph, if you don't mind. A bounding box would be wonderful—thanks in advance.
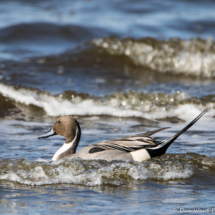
[1,0,215,214]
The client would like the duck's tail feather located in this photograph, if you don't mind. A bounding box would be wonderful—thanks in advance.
[146,107,209,157]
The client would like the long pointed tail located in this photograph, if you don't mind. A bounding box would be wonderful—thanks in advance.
[147,108,209,157]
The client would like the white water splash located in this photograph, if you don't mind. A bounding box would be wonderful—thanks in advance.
[0,83,213,120]
[93,37,215,77]
[0,157,194,186]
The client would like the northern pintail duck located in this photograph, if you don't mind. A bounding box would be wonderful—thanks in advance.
[38,108,208,162]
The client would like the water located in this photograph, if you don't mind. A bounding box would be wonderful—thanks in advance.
[0,0,215,214]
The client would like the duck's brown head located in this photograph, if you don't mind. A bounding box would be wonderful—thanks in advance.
[38,116,81,144]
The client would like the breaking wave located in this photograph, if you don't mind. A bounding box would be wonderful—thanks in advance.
[28,37,215,78]
[0,153,214,186]
[0,83,214,120]
[91,37,215,78]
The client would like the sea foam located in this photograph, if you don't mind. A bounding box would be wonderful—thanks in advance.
[0,83,213,120]
[0,154,199,186]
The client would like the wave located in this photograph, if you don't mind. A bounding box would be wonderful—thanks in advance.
[0,22,110,44]
[41,36,215,78]
[61,37,215,77]
[0,22,109,59]
[90,37,215,78]
[0,153,214,186]
[0,93,19,117]
[1,28,215,78]
[0,83,214,120]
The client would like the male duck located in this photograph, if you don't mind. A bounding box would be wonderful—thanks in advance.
[38,108,208,162]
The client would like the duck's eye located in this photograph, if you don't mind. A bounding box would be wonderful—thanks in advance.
[58,120,61,124]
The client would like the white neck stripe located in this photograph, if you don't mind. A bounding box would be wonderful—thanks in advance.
[52,127,78,161]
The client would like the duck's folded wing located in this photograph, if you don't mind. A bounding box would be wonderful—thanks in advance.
[129,127,170,138]
[88,127,170,154]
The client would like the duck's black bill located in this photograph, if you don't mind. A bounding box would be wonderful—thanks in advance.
[38,128,57,139]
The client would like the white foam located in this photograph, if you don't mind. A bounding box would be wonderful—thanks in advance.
[0,83,213,121]
[0,158,196,186]
[0,84,145,118]
[93,38,215,77]
[162,169,193,180]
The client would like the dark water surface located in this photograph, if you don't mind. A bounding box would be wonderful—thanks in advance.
[0,0,215,214]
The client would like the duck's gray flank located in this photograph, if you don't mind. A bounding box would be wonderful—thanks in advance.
[38,108,208,162]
